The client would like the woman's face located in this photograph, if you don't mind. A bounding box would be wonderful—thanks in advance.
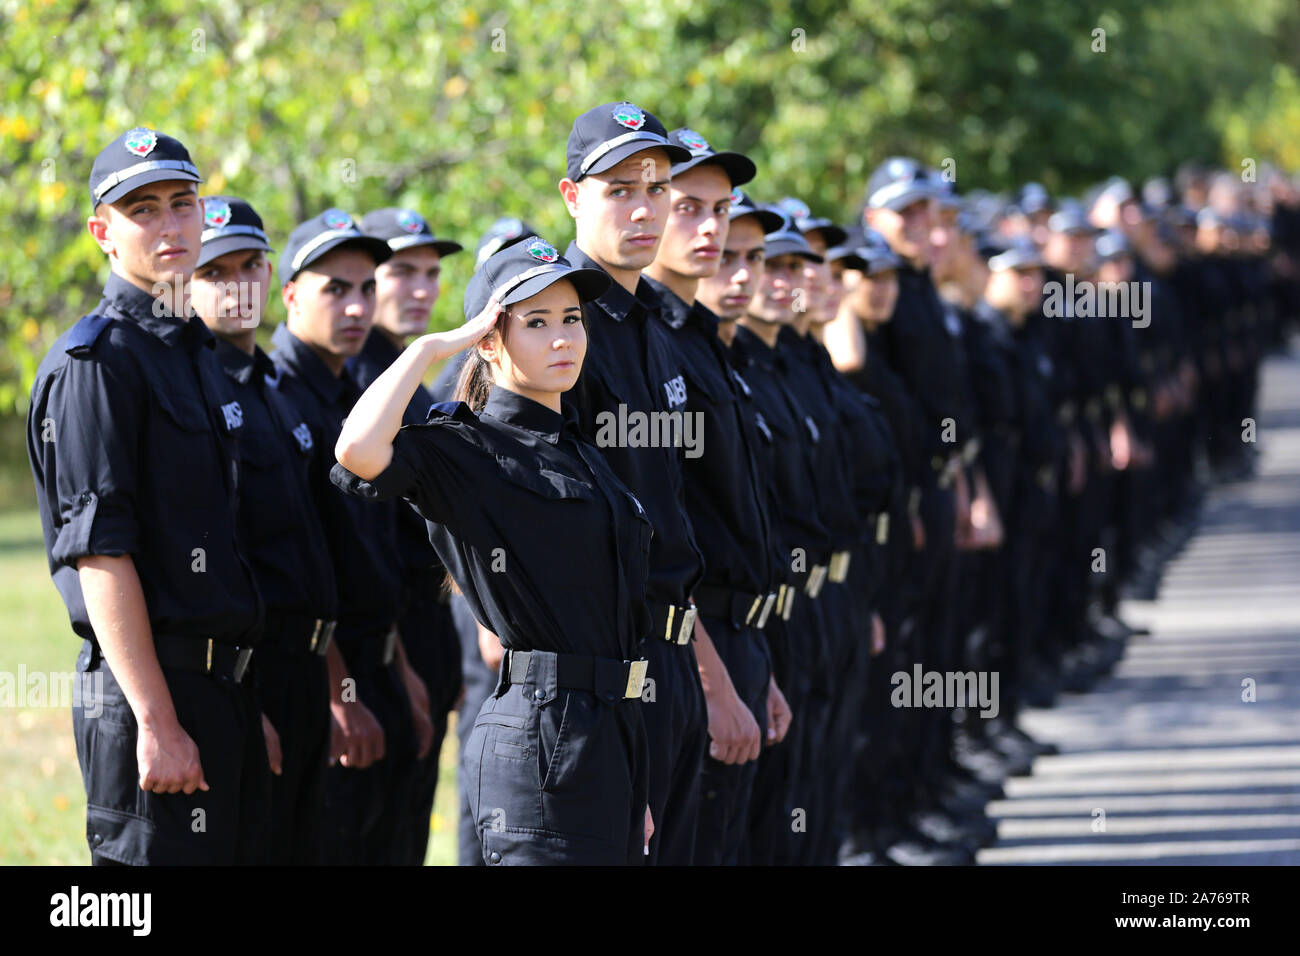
[484,277,587,403]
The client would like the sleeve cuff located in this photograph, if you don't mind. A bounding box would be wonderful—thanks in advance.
[51,490,139,567]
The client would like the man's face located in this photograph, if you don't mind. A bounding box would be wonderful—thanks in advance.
[563,148,671,272]
[801,231,832,321]
[88,180,202,290]
[374,245,442,340]
[867,198,931,266]
[283,246,378,360]
[654,164,732,280]
[697,215,765,320]
[192,248,272,336]
[986,265,1044,321]
[748,252,807,324]
[1043,230,1094,274]
[843,267,899,323]
[929,205,958,281]
[1097,255,1133,286]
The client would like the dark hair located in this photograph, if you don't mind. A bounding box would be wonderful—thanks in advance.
[451,312,506,412]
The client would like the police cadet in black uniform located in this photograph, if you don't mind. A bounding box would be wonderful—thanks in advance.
[642,127,782,865]
[268,209,413,865]
[557,102,709,865]
[351,206,466,864]
[333,237,656,865]
[190,195,339,865]
[28,129,268,864]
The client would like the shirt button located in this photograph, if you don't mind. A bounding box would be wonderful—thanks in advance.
[488,850,502,864]
[91,833,103,847]
[533,688,545,700]
[80,492,93,504]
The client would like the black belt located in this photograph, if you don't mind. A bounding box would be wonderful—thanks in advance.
[261,610,335,657]
[649,602,697,645]
[153,634,253,684]
[505,649,648,700]
[335,626,398,672]
[692,584,777,631]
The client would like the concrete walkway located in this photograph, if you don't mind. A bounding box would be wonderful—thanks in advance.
[979,345,1300,865]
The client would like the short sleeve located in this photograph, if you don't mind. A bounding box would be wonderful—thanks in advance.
[38,354,143,567]
[331,422,462,525]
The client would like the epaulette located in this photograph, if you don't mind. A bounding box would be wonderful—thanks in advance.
[424,399,476,423]
[64,314,113,356]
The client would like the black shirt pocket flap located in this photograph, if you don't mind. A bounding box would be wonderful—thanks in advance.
[495,455,595,501]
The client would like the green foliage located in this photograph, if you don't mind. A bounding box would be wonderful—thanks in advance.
[0,0,1294,413]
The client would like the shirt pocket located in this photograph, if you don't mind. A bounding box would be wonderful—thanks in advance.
[494,455,596,502]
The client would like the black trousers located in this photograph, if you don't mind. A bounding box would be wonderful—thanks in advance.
[641,637,708,865]
[452,593,495,867]
[73,640,271,866]
[746,611,801,865]
[395,585,462,865]
[464,649,649,865]
[253,636,329,865]
[321,636,415,866]
[693,614,771,866]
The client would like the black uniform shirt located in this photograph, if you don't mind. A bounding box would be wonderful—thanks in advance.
[214,340,337,619]
[645,278,774,595]
[564,242,704,608]
[348,330,443,577]
[27,273,262,647]
[332,385,652,661]
[269,324,401,637]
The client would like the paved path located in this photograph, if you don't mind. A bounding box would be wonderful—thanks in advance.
[978,345,1300,865]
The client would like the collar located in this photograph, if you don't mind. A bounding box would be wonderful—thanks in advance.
[103,272,215,350]
[481,385,574,445]
[564,242,657,324]
[270,323,352,405]
[215,339,276,385]
[359,327,403,367]
[641,275,693,330]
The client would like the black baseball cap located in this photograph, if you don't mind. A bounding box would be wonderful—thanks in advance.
[474,217,538,268]
[986,235,1044,271]
[852,228,903,275]
[666,127,756,186]
[278,208,391,285]
[764,212,824,263]
[928,176,964,211]
[864,156,940,212]
[728,189,785,233]
[1047,199,1100,236]
[1095,229,1132,262]
[89,127,201,209]
[565,101,690,182]
[1017,182,1053,216]
[198,196,273,268]
[361,208,464,257]
[463,235,610,322]
[775,197,848,247]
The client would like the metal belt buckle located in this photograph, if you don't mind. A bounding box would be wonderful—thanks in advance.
[755,592,776,630]
[624,659,649,699]
[662,604,677,644]
[876,513,890,545]
[312,620,336,656]
[205,638,214,673]
[781,587,796,621]
[828,551,851,584]
[382,627,398,666]
[233,647,253,684]
[309,619,323,653]
[806,564,828,599]
[744,594,763,627]
[676,606,697,645]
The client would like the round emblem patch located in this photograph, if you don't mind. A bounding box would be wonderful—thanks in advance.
[677,128,710,152]
[396,209,424,234]
[204,197,232,229]
[123,127,157,158]
[322,208,353,231]
[526,238,559,263]
[611,103,646,131]
[730,187,744,205]
[778,197,811,221]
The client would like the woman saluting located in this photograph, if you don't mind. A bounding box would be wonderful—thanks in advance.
[333,236,654,865]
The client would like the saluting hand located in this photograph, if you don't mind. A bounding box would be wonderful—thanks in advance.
[413,295,503,366]
[137,720,208,795]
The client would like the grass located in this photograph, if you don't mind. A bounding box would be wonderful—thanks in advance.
[0,506,463,866]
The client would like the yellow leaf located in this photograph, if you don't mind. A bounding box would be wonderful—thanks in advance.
[54,794,70,811]
[22,319,39,342]
[444,75,469,99]
[461,9,480,28]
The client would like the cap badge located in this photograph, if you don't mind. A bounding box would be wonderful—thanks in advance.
[204,198,232,229]
[322,208,353,231]
[778,197,811,221]
[123,127,157,158]
[611,103,646,131]
[396,209,424,234]
[730,187,744,205]
[677,128,710,152]
[526,238,559,263]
